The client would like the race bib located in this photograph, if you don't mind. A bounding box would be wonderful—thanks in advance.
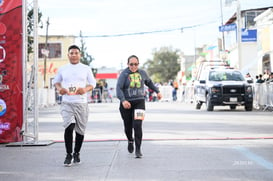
[134,109,145,120]
[67,85,77,95]
[66,83,79,95]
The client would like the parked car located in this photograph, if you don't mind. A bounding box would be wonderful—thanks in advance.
[194,67,253,111]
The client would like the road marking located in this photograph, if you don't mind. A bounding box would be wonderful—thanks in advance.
[235,146,273,170]
[53,137,273,143]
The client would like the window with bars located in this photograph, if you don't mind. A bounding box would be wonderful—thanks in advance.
[245,10,263,28]
[38,43,62,59]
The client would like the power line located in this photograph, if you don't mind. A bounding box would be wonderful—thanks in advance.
[78,20,218,38]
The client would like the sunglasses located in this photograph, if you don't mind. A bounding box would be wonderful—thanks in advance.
[129,63,139,66]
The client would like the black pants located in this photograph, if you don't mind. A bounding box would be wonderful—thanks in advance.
[64,123,84,154]
[119,99,145,150]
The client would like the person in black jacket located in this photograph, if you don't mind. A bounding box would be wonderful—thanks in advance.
[256,74,264,83]
[116,55,162,158]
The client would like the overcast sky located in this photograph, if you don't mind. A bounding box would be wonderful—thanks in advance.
[38,0,273,69]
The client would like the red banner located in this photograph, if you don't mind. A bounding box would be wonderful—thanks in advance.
[0,0,23,143]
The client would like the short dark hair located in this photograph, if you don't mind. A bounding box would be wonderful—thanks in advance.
[127,55,139,63]
[68,45,80,52]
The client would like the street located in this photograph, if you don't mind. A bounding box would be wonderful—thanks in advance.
[38,101,273,141]
[1,101,273,181]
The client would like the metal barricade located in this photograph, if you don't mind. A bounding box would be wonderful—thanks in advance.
[184,85,194,103]
[254,83,273,111]
[159,86,172,102]
[263,83,273,111]
[102,88,113,103]
[158,85,194,103]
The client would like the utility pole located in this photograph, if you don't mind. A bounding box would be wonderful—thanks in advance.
[237,0,242,70]
[193,27,196,67]
[43,17,49,87]
[220,0,225,51]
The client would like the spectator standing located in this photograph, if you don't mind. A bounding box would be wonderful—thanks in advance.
[266,72,273,83]
[245,73,253,82]
[256,74,265,83]
[171,80,179,101]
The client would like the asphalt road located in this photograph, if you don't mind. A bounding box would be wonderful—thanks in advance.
[38,101,273,141]
[1,101,273,181]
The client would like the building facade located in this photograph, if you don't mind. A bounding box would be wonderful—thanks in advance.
[33,35,76,88]
[255,8,273,74]
[223,7,273,77]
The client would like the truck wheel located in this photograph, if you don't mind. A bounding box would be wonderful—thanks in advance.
[230,105,236,110]
[206,95,213,111]
[196,102,202,110]
[245,103,253,111]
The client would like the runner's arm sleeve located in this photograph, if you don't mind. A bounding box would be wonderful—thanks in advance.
[142,70,159,93]
[116,72,126,102]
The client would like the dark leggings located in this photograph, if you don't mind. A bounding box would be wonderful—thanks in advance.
[119,99,145,150]
[64,123,84,154]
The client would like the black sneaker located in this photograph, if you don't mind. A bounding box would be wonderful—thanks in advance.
[135,149,143,158]
[128,141,134,153]
[73,152,81,164]
[64,153,72,167]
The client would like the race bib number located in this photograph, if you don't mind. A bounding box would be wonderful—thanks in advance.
[134,109,145,120]
[68,86,77,95]
[66,83,79,95]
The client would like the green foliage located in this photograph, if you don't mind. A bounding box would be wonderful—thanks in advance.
[143,47,180,83]
[79,31,94,66]
[27,8,43,56]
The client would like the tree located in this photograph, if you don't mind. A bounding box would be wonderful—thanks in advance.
[27,8,43,58]
[143,47,180,83]
[79,31,94,66]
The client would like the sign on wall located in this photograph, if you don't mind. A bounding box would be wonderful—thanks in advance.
[219,24,257,42]
[0,0,23,143]
[241,29,257,42]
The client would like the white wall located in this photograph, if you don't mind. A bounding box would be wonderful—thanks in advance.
[241,42,258,77]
